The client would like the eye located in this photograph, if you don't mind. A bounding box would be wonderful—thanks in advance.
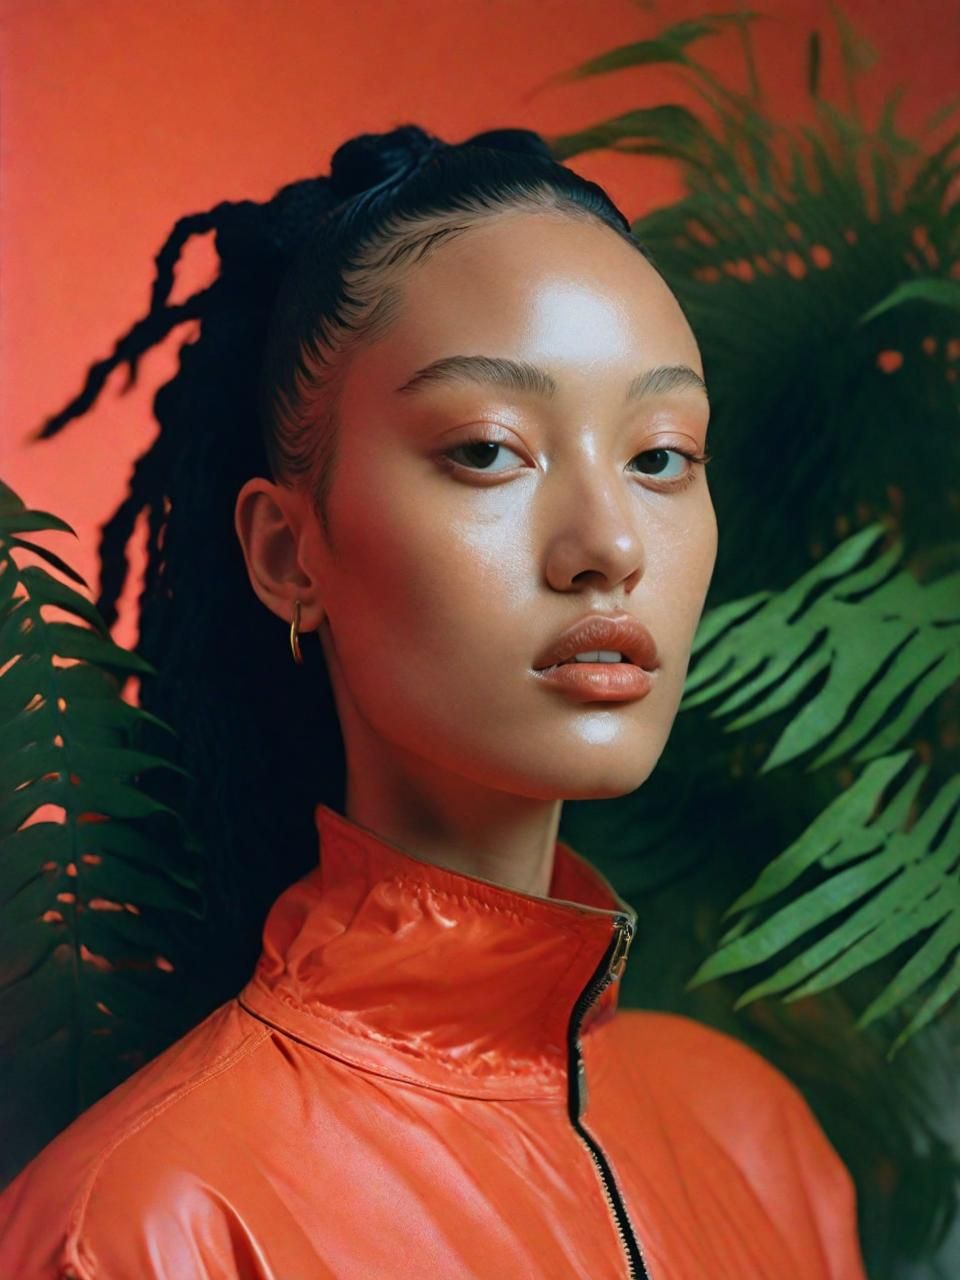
[441,440,525,474]
[439,439,711,486]
[627,447,709,489]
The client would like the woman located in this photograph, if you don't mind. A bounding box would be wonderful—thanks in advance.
[0,124,867,1278]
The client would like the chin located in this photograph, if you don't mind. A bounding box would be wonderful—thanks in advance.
[560,763,660,802]
[496,746,664,803]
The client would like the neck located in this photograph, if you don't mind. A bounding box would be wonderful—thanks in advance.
[342,740,563,900]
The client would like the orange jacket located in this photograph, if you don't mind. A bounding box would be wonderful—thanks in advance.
[1,803,867,1279]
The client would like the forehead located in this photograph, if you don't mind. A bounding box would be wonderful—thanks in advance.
[347,210,703,404]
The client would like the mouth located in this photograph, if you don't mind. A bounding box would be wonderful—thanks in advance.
[532,614,660,674]
[531,614,659,704]
[536,653,634,679]
[548,651,632,668]
[531,659,655,703]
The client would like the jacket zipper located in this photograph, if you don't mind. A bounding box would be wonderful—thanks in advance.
[567,915,651,1280]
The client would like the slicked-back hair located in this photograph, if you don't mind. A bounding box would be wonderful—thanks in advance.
[38,123,655,1010]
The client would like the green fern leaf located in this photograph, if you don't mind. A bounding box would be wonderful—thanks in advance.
[679,525,960,772]
[687,754,960,1055]
[858,276,960,325]
[0,478,204,1175]
[550,14,765,83]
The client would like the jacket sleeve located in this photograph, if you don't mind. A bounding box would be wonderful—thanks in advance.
[0,1157,341,1280]
[633,1010,869,1280]
[770,1069,868,1280]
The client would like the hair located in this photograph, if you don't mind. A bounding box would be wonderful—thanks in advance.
[38,122,656,1010]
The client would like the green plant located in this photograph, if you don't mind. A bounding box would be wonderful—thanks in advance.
[681,524,960,1057]
[7,4,959,1268]
[0,479,204,1183]
[547,6,960,1273]
[547,9,960,588]
[548,0,960,1046]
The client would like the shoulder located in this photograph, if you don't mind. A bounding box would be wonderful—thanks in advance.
[611,1006,801,1110]
[609,1007,843,1156]
[609,1009,866,1278]
[0,1000,274,1280]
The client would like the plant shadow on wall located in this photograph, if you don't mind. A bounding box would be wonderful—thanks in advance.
[547,7,960,1279]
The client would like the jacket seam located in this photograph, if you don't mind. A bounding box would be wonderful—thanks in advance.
[62,1024,272,1279]
[235,995,584,1102]
[246,975,561,1077]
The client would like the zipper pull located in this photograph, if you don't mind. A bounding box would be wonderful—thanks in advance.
[572,916,636,1122]
[609,916,634,983]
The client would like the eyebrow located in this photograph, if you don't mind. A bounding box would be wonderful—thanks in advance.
[393,355,709,405]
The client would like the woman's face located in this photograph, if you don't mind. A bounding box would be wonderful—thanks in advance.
[299,209,716,801]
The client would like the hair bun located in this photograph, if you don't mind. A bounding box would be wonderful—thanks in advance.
[329,124,446,202]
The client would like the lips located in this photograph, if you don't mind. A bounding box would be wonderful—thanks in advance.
[533,613,660,672]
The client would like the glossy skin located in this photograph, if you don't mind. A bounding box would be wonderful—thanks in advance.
[235,210,716,896]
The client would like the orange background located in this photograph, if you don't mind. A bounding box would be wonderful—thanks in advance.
[2,0,958,652]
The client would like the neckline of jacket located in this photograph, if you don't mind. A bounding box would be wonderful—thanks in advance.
[237,802,638,1100]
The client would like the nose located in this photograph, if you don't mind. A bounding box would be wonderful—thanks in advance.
[542,461,644,595]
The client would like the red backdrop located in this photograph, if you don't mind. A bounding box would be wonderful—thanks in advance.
[2,0,957,652]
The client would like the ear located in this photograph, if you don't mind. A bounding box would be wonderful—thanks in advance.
[233,477,326,632]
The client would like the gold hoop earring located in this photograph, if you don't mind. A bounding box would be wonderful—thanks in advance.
[290,599,304,665]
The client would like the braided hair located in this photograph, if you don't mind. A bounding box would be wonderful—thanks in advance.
[37,123,655,1010]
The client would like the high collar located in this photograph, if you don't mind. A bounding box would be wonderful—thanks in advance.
[238,803,637,1100]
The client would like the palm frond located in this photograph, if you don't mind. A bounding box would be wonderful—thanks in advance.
[858,277,960,326]
[546,8,960,1266]
[679,523,960,771]
[547,12,960,601]
[0,478,204,1178]
[548,13,766,88]
[685,751,960,1059]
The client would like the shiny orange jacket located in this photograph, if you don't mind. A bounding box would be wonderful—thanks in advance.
[0,803,867,1279]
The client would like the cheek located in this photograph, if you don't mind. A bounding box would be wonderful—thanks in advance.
[644,505,718,673]
[324,469,533,700]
